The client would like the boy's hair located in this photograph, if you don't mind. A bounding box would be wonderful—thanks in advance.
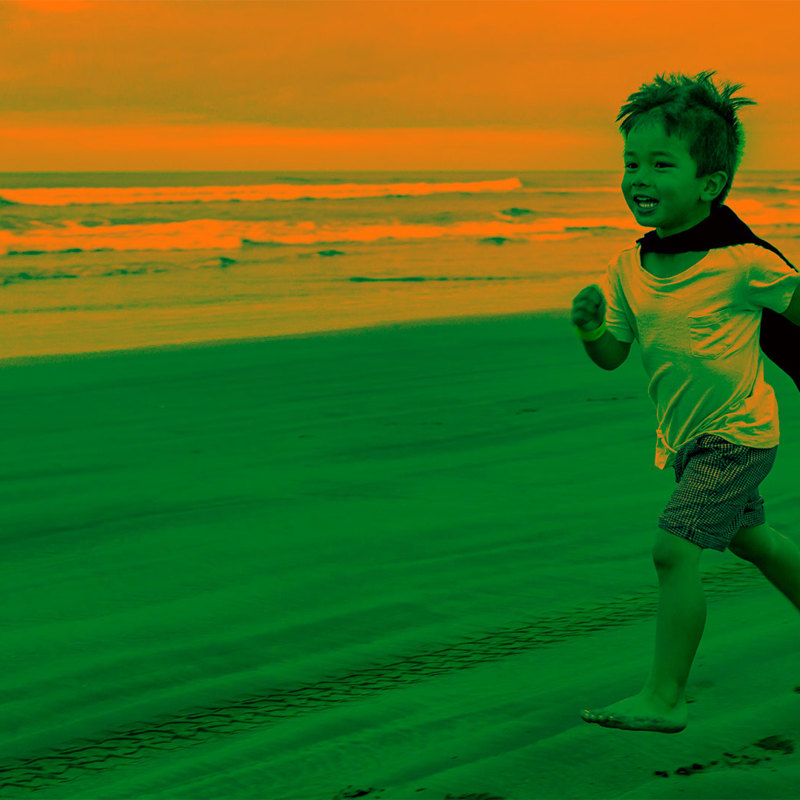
[616,70,756,207]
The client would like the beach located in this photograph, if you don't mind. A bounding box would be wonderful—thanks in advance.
[3,310,799,799]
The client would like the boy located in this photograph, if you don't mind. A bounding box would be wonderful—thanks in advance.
[571,70,800,733]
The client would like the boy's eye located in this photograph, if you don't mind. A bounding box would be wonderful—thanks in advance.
[625,162,672,169]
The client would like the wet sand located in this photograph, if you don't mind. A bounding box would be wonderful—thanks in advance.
[2,311,799,799]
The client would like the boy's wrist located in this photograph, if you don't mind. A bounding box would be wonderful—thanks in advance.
[575,319,607,342]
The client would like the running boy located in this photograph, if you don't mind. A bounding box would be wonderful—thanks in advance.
[571,70,800,733]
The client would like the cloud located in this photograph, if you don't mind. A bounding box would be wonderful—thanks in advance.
[13,1,95,12]
[0,2,798,169]
[0,120,617,170]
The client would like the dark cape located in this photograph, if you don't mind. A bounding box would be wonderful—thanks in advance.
[637,203,800,391]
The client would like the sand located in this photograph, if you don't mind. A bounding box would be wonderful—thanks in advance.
[2,310,799,799]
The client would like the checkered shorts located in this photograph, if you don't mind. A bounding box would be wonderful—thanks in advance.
[658,433,778,552]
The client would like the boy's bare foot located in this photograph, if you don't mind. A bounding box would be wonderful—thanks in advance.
[580,690,688,733]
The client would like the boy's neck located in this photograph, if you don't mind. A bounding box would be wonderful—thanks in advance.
[656,206,713,239]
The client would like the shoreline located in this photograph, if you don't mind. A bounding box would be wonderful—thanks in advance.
[0,307,570,368]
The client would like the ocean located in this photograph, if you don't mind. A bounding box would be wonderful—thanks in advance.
[1,169,799,360]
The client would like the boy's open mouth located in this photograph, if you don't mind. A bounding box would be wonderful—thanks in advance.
[634,196,659,213]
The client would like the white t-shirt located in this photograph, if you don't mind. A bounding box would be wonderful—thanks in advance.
[600,242,800,470]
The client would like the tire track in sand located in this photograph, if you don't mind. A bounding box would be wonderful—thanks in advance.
[0,560,765,794]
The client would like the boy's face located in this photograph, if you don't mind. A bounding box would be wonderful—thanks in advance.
[621,117,728,238]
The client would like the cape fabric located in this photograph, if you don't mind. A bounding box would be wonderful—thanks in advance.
[637,203,800,391]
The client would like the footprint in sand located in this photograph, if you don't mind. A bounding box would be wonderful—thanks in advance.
[655,734,795,778]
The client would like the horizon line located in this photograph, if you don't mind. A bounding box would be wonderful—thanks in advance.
[0,168,788,174]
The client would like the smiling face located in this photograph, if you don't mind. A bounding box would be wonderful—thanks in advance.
[621,116,728,238]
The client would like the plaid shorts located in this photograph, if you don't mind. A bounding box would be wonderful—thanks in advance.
[658,433,778,552]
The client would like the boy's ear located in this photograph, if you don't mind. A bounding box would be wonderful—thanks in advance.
[701,170,728,202]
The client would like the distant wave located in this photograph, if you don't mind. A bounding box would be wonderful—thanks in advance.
[0,264,158,287]
[348,275,526,282]
[0,216,614,255]
[0,257,240,287]
[520,186,619,194]
[0,178,523,207]
[734,181,800,194]
[519,183,800,199]
[1,198,797,256]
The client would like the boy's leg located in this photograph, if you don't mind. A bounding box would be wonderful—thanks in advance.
[581,529,703,733]
[642,529,706,706]
[730,524,800,612]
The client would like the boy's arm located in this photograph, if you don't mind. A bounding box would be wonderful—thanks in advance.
[581,325,631,371]
[781,284,800,326]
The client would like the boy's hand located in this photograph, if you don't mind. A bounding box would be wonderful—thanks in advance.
[571,284,607,331]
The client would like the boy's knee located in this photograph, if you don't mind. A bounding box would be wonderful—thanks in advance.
[652,528,702,568]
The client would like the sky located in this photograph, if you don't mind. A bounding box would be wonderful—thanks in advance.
[1,0,799,171]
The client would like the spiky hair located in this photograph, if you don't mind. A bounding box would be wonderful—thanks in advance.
[616,70,756,206]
